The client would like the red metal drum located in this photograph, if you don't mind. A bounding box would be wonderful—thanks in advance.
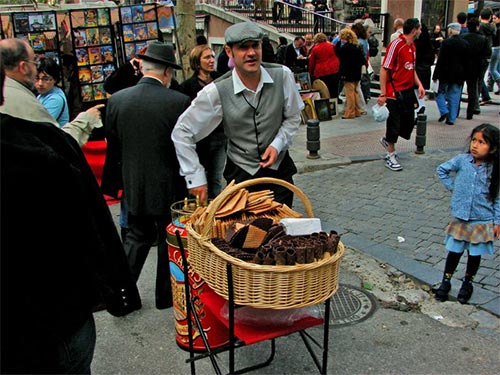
[167,201,229,351]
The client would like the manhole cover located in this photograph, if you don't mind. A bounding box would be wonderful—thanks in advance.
[329,284,377,327]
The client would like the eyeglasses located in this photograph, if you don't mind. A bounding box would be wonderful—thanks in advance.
[36,75,54,82]
[24,59,41,68]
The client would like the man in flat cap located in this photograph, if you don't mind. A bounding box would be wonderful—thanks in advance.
[432,23,470,125]
[172,22,304,206]
[105,41,190,309]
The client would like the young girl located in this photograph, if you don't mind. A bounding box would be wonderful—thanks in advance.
[435,124,499,304]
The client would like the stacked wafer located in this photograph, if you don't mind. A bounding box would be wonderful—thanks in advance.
[189,181,303,238]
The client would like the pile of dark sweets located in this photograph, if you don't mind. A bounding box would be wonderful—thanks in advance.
[212,220,340,266]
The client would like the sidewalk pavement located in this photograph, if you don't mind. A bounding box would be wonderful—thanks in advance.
[91,97,500,375]
[289,95,500,316]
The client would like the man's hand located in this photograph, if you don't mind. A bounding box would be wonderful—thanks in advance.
[86,104,105,121]
[259,146,278,168]
[494,224,500,240]
[417,84,425,99]
[377,95,387,106]
[189,184,208,205]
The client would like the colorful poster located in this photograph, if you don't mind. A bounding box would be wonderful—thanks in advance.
[135,42,148,56]
[91,65,104,83]
[84,9,98,27]
[133,23,148,40]
[124,43,135,60]
[13,14,29,33]
[88,47,102,64]
[29,33,45,51]
[99,27,112,45]
[97,8,110,26]
[78,67,92,83]
[73,29,87,47]
[132,5,144,22]
[122,25,134,42]
[28,13,56,31]
[76,48,89,66]
[120,7,132,24]
[147,22,158,39]
[86,28,100,46]
[81,85,94,102]
[101,46,114,63]
[93,84,107,100]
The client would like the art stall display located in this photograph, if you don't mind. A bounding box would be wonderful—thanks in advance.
[118,4,160,61]
[69,8,116,103]
[11,11,61,67]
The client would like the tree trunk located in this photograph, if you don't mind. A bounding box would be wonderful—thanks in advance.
[175,0,196,81]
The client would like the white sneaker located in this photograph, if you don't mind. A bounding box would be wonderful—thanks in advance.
[384,153,402,171]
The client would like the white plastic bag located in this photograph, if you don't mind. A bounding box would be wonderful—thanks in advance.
[372,103,389,122]
[431,79,439,94]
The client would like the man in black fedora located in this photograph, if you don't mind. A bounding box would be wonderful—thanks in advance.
[105,41,190,309]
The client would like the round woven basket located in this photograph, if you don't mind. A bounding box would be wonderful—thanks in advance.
[186,177,344,309]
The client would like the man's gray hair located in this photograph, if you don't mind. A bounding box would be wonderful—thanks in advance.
[448,27,460,36]
[0,39,29,69]
[142,60,168,73]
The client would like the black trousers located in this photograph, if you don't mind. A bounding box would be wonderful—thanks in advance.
[465,76,480,117]
[124,214,172,309]
[224,151,297,207]
[385,99,415,143]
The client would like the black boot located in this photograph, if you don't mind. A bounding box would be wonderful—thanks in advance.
[457,279,473,304]
[434,279,451,302]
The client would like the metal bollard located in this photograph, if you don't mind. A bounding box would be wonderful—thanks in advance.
[306,119,320,159]
[415,113,427,154]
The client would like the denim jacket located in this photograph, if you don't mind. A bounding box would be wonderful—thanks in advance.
[437,153,500,225]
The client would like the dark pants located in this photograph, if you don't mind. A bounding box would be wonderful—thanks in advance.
[385,99,415,144]
[2,315,96,374]
[124,214,172,309]
[318,73,339,99]
[465,76,480,117]
[224,151,297,207]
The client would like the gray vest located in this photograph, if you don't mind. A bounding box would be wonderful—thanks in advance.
[215,67,285,175]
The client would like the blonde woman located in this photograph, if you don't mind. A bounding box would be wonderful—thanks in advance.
[335,28,366,119]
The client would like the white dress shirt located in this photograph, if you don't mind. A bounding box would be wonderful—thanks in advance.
[172,65,304,189]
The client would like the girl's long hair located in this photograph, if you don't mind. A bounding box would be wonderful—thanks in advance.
[468,124,499,201]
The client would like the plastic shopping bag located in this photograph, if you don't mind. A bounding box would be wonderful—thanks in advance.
[372,103,389,122]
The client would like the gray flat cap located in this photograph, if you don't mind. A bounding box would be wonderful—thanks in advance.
[225,22,264,44]
[447,22,461,32]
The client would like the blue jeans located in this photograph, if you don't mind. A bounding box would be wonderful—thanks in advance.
[489,47,500,82]
[119,194,128,228]
[435,82,462,124]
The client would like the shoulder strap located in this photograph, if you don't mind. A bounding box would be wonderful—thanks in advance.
[56,94,67,122]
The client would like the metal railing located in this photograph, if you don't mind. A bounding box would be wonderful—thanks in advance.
[196,0,389,41]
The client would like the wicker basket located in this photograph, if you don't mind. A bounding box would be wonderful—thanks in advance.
[186,177,344,309]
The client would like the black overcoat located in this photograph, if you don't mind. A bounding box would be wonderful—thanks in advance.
[104,77,190,216]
